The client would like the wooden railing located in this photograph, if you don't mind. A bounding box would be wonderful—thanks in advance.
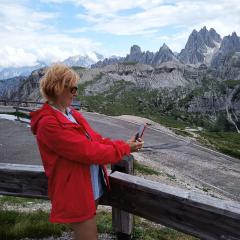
[0,159,240,240]
[0,100,89,123]
[0,99,87,110]
[0,99,43,107]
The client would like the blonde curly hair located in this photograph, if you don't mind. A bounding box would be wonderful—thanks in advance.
[40,64,80,101]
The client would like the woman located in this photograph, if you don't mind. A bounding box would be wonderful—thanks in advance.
[30,64,144,240]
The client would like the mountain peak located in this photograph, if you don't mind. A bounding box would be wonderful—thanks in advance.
[209,28,217,33]
[191,29,198,35]
[62,52,105,68]
[199,26,207,33]
[130,45,142,55]
[232,32,238,38]
[160,43,170,51]
[125,44,154,64]
[179,26,222,65]
[151,43,177,65]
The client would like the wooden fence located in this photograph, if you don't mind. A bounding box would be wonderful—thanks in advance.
[1,102,240,239]
[0,160,240,240]
[0,99,43,107]
[0,100,88,123]
[0,99,86,110]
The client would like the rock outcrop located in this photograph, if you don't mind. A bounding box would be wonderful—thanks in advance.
[91,56,124,68]
[124,45,154,65]
[83,61,203,96]
[0,61,46,81]
[178,27,222,65]
[0,68,46,101]
[151,44,179,65]
[211,32,240,68]
[0,76,27,99]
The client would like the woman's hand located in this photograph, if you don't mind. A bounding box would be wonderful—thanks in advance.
[127,135,144,153]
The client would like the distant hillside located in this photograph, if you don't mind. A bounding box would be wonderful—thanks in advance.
[1,26,240,133]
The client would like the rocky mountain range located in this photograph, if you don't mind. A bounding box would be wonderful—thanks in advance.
[0,76,27,99]
[1,27,240,98]
[0,61,47,81]
[0,68,45,101]
[62,52,104,68]
[1,26,240,131]
[91,43,178,68]
[92,27,240,69]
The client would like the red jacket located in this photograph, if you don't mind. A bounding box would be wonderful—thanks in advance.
[30,103,130,223]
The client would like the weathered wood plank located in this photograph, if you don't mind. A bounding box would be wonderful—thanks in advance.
[108,172,240,240]
[0,163,47,199]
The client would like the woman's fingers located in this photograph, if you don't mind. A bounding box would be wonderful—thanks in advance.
[136,140,144,149]
[131,140,144,152]
[127,137,144,152]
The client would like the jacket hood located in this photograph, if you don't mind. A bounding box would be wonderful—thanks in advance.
[30,103,53,135]
[30,103,76,135]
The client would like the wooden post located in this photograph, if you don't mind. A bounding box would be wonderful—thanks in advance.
[111,155,134,240]
[16,107,20,121]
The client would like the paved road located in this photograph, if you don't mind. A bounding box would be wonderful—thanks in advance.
[0,110,240,202]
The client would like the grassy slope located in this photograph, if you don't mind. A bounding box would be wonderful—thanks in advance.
[78,79,240,160]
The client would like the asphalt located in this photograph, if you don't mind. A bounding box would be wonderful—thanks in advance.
[0,108,240,202]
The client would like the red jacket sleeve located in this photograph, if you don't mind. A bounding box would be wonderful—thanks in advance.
[37,116,130,165]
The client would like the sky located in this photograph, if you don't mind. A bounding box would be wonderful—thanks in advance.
[0,0,240,68]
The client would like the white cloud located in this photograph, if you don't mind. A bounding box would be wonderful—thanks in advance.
[0,1,102,67]
[0,47,38,68]
[1,0,240,67]
[73,0,240,51]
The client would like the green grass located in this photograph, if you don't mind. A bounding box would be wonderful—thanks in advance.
[166,173,177,181]
[0,206,198,240]
[0,210,69,240]
[134,161,160,175]
[72,66,86,70]
[149,113,190,129]
[0,196,45,207]
[171,129,193,137]
[122,61,137,65]
[133,217,197,240]
[223,80,240,88]
[0,197,197,240]
[199,131,240,159]
[96,211,114,234]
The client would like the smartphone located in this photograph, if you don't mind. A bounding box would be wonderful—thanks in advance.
[135,124,147,141]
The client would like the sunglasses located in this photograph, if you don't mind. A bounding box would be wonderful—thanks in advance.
[70,86,78,94]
